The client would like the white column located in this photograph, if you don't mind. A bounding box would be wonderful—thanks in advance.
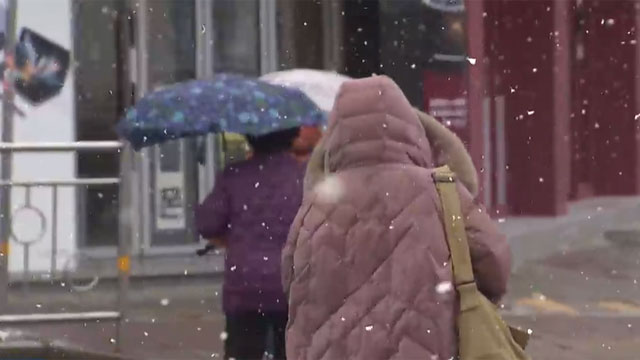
[7,0,76,273]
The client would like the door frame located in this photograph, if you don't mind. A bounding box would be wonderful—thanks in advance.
[128,0,279,255]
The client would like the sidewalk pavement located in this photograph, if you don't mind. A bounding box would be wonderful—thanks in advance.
[7,300,640,360]
[57,195,640,281]
[500,196,640,270]
[3,196,640,359]
[8,195,640,319]
[499,196,640,320]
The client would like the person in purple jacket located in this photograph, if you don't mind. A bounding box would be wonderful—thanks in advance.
[196,127,304,360]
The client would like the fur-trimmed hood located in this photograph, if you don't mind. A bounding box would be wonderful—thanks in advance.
[304,105,478,197]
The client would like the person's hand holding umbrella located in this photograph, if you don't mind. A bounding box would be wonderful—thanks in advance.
[196,237,227,256]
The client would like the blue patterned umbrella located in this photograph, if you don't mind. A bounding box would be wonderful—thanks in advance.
[116,73,326,150]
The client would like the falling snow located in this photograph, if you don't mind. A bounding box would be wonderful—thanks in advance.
[315,176,345,204]
[436,281,453,294]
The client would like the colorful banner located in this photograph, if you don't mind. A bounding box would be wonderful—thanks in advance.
[1,27,70,109]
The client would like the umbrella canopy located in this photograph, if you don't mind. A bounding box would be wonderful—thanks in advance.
[260,69,352,112]
[117,73,326,150]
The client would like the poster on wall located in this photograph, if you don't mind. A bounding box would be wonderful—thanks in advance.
[11,28,71,104]
[0,17,71,115]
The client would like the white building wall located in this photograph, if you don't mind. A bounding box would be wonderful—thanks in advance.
[1,0,76,274]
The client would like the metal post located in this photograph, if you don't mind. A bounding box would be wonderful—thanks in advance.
[50,186,58,274]
[115,146,132,353]
[0,0,18,312]
[22,243,29,294]
[195,0,214,79]
[322,0,344,71]
[134,0,152,255]
[259,0,278,74]
[114,0,150,349]
[195,0,217,201]
[21,186,31,293]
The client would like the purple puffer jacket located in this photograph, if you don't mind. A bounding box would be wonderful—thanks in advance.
[196,152,304,314]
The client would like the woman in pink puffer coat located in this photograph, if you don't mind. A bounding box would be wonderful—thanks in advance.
[282,75,510,360]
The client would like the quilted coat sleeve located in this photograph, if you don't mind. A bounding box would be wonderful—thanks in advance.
[282,200,311,295]
[457,183,511,303]
[195,173,230,239]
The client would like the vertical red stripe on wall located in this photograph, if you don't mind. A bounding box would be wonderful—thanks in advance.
[483,0,571,215]
[465,0,489,206]
[583,0,640,195]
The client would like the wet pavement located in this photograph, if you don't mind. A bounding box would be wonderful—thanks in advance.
[7,300,640,359]
[6,243,640,360]
[4,196,640,359]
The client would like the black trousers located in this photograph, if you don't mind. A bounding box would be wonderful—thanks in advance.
[224,311,288,360]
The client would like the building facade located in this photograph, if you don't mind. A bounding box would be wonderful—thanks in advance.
[4,0,639,275]
[3,0,345,273]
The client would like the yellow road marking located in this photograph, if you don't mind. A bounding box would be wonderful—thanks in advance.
[515,292,579,316]
[598,301,640,314]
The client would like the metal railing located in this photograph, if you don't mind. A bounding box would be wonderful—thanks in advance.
[0,141,130,352]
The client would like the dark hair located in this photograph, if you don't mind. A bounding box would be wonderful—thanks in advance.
[246,127,300,155]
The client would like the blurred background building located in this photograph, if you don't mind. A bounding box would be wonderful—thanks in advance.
[4,0,640,273]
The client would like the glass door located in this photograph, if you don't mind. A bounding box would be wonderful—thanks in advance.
[132,0,199,252]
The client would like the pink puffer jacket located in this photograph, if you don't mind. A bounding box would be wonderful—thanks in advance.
[282,75,510,360]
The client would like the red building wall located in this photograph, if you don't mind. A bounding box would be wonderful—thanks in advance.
[431,0,640,216]
[480,0,572,216]
[580,0,640,195]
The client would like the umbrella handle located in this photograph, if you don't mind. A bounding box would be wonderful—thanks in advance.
[196,244,215,256]
[221,133,228,164]
[195,136,206,165]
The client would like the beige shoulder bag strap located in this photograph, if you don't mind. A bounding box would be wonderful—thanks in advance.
[432,165,531,360]
[432,165,475,287]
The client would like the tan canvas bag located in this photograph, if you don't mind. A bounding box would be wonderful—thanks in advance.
[433,166,531,360]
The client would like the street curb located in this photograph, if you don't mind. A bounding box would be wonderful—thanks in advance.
[501,197,640,271]
[9,270,224,291]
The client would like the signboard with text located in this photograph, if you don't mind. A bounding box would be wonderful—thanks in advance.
[423,69,469,144]
[154,141,186,231]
